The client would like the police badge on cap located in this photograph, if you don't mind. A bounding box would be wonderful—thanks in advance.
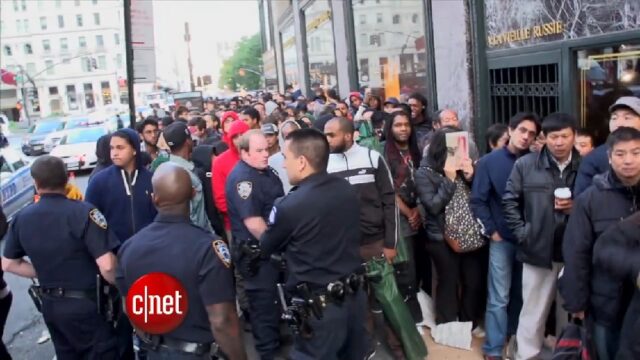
[237,181,252,200]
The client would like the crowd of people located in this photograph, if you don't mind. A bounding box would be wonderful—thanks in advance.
[1,86,639,360]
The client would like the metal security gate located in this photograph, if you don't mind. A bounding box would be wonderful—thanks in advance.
[489,63,559,124]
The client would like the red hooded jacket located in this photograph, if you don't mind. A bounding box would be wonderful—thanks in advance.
[212,120,250,230]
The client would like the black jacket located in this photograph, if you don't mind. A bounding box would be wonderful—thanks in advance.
[502,147,581,268]
[593,212,640,357]
[573,144,608,197]
[192,145,227,241]
[327,144,398,249]
[415,159,457,242]
[560,171,639,327]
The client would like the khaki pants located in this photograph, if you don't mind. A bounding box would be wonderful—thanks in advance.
[515,262,566,360]
[361,240,405,360]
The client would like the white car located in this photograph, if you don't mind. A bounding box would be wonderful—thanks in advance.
[50,126,108,171]
[43,116,91,153]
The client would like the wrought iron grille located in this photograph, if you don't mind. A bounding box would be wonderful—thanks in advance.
[489,64,559,124]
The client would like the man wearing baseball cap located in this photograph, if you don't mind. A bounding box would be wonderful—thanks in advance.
[575,96,640,196]
[163,122,213,232]
[261,123,280,156]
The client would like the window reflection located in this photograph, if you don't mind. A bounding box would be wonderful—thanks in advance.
[281,24,299,88]
[352,0,428,99]
[577,44,640,145]
[304,0,338,92]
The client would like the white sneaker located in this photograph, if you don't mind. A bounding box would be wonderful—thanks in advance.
[472,325,486,338]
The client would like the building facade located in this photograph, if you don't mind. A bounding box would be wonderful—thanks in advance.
[1,0,128,120]
[260,0,640,151]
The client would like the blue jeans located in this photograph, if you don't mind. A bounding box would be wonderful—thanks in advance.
[593,323,620,360]
[483,239,521,356]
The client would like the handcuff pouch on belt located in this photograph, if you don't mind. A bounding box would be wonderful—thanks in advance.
[96,275,120,327]
[276,273,364,339]
[232,238,263,278]
[28,279,43,313]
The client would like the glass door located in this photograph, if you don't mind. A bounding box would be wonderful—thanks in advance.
[577,43,640,145]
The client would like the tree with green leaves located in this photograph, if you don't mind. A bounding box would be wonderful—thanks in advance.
[219,34,263,91]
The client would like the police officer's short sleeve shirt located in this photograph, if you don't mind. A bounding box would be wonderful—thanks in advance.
[226,161,284,241]
[4,194,120,289]
[116,215,235,343]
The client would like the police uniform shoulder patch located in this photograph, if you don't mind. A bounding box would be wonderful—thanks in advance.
[236,181,253,199]
[212,240,232,268]
[89,209,108,230]
[268,206,277,225]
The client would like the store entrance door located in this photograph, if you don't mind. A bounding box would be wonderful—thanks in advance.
[576,43,640,146]
[488,50,562,124]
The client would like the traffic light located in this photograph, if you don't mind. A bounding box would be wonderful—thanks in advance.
[202,75,212,86]
[197,76,202,87]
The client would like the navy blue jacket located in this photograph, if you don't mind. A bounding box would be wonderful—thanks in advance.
[560,171,638,327]
[86,128,156,243]
[470,146,521,243]
[574,144,608,197]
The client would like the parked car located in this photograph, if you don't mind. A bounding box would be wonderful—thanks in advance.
[43,116,90,153]
[0,147,35,221]
[50,126,108,171]
[22,118,65,156]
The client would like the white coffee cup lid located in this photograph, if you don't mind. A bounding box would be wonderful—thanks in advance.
[554,187,571,199]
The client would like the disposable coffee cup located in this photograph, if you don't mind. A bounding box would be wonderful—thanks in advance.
[554,187,572,200]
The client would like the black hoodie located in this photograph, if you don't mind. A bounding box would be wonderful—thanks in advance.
[192,145,227,241]
[89,134,112,182]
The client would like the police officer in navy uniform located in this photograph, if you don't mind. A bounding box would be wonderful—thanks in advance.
[1,156,120,359]
[258,128,368,359]
[225,129,284,360]
[116,163,246,360]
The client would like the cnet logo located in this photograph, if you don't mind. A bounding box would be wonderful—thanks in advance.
[126,273,188,334]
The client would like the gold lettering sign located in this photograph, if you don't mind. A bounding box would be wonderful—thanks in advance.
[283,36,296,49]
[306,11,331,32]
[487,21,564,47]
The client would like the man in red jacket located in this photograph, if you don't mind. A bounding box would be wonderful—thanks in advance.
[212,120,250,240]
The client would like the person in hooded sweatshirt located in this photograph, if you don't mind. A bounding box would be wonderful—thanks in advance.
[89,134,113,182]
[85,128,156,359]
[212,120,250,240]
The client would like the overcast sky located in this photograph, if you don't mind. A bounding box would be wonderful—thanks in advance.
[153,0,260,81]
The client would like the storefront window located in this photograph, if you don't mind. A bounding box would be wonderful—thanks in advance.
[577,43,640,145]
[281,24,299,88]
[352,0,428,99]
[304,0,338,92]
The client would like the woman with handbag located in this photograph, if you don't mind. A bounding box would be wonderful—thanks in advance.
[415,127,487,327]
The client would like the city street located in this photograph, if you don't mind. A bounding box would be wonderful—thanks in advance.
[0,132,488,359]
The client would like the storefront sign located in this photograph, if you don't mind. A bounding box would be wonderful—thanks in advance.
[306,10,331,33]
[487,21,563,47]
[484,0,640,50]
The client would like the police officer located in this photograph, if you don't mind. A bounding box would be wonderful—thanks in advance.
[1,156,120,358]
[225,129,284,360]
[116,163,246,360]
[258,128,368,359]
